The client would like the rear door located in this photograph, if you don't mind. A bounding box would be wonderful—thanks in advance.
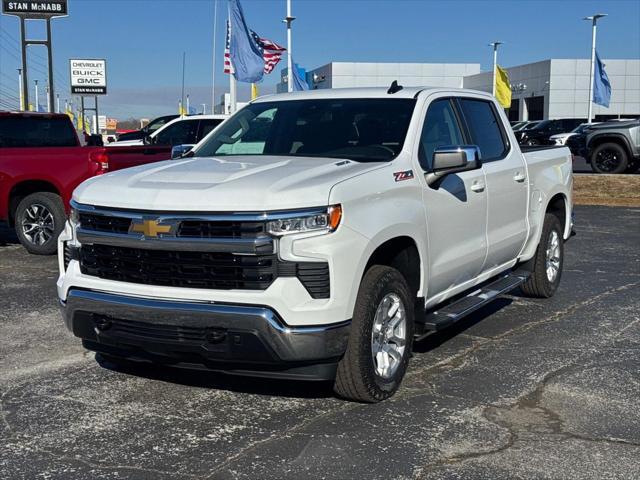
[418,96,488,296]
[457,97,528,271]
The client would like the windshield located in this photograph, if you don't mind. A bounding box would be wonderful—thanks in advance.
[194,99,416,162]
[523,121,542,130]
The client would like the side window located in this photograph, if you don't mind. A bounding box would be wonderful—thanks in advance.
[418,99,464,170]
[197,119,224,141]
[154,120,198,146]
[458,99,508,161]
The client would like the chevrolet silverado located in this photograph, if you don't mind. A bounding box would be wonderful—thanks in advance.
[58,86,573,402]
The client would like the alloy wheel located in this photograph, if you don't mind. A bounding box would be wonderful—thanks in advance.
[371,293,407,379]
[21,203,55,246]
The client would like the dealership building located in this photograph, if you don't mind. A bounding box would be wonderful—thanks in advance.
[278,59,639,121]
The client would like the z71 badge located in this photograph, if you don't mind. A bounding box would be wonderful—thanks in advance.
[393,170,414,182]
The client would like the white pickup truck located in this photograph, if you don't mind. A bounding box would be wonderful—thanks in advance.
[58,86,573,402]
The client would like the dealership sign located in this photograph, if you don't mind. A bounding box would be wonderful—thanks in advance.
[70,59,107,95]
[2,1,68,18]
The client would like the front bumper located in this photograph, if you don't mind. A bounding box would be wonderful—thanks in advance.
[61,289,350,381]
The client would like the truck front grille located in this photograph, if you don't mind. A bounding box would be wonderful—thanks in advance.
[80,244,277,290]
[79,244,330,297]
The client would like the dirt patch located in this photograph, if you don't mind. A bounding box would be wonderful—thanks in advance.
[573,174,640,207]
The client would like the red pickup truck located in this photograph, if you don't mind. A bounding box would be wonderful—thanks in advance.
[0,111,172,254]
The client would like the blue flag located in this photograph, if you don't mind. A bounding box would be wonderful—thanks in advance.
[593,51,611,108]
[292,62,309,91]
[228,0,264,83]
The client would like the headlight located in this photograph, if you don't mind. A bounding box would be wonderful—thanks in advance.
[267,205,342,236]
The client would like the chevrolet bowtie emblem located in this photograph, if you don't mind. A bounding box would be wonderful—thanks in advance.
[130,219,173,237]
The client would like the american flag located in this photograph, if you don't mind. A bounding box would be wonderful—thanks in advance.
[224,21,286,76]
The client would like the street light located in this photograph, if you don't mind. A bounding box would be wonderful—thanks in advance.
[584,13,607,123]
[489,42,503,96]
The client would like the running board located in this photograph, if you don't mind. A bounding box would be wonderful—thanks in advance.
[417,270,530,336]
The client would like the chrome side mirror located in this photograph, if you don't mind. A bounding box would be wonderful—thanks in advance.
[425,145,482,188]
[171,144,196,159]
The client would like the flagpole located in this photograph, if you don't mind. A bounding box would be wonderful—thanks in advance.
[229,9,237,113]
[489,42,502,97]
[212,0,218,114]
[584,13,607,124]
[181,52,186,117]
[284,0,295,93]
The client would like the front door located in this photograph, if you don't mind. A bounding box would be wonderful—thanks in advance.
[417,96,488,297]
[457,97,528,270]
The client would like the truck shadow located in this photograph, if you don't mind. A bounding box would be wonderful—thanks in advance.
[412,297,513,354]
[95,354,335,400]
[95,298,514,400]
[0,224,19,247]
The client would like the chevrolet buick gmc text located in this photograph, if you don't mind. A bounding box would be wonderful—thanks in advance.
[58,87,573,402]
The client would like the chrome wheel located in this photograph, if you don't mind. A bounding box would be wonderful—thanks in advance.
[545,230,561,282]
[371,293,407,379]
[21,203,55,246]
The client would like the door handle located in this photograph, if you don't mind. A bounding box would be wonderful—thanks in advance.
[470,180,485,192]
[514,172,527,183]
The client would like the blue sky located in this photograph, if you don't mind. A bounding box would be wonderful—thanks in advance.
[1,0,639,119]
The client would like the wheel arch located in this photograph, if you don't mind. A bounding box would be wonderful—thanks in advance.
[362,235,424,301]
[8,180,61,227]
[588,134,632,160]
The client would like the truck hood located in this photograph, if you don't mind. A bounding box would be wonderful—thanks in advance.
[74,155,383,211]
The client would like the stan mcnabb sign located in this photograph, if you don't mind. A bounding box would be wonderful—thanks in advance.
[2,1,68,17]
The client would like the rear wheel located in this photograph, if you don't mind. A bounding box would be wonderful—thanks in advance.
[334,265,414,403]
[14,192,65,255]
[521,213,564,298]
[591,142,628,174]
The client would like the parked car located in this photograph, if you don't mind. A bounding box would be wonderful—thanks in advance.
[512,120,543,133]
[566,119,640,173]
[110,114,228,147]
[115,115,179,142]
[510,121,529,131]
[549,122,599,146]
[515,118,587,146]
[58,87,573,402]
[0,111,172,254]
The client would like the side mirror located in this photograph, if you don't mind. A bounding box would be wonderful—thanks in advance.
[171,144,195,159]
[425,145,481,188]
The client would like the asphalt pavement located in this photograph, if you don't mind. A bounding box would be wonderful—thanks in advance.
[1,205,639,479]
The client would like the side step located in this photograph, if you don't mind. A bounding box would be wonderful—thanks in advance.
[417,270,530,337]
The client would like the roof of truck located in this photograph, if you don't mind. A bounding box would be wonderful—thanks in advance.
[0,110,70,118]
[254,86,494,102]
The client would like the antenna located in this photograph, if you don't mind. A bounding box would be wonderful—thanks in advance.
[387,80,403,94]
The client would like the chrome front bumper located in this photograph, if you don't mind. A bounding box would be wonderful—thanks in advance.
[61,289,350,380]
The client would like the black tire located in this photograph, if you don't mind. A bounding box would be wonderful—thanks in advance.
[521,213,564,298]
[625,161,640,174]
[590,142,628,174]
[334,265,415,403]
[14,192,66,255]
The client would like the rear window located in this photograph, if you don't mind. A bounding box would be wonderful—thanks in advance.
[0,116,78,148]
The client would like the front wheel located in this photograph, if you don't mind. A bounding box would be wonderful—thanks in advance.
[14,192,66,255]
[591,142,628,174]
[334,265,414,403]
[521,213,564,298]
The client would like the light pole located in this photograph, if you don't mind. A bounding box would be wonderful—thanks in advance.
[17,69,24,111]
[584,13,607,123]
[489,41,503,96]
[284,0,295,93]
[34,79,39,111]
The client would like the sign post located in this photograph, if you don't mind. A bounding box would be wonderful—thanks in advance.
[70,59,107,135]
[2,0,68,112]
